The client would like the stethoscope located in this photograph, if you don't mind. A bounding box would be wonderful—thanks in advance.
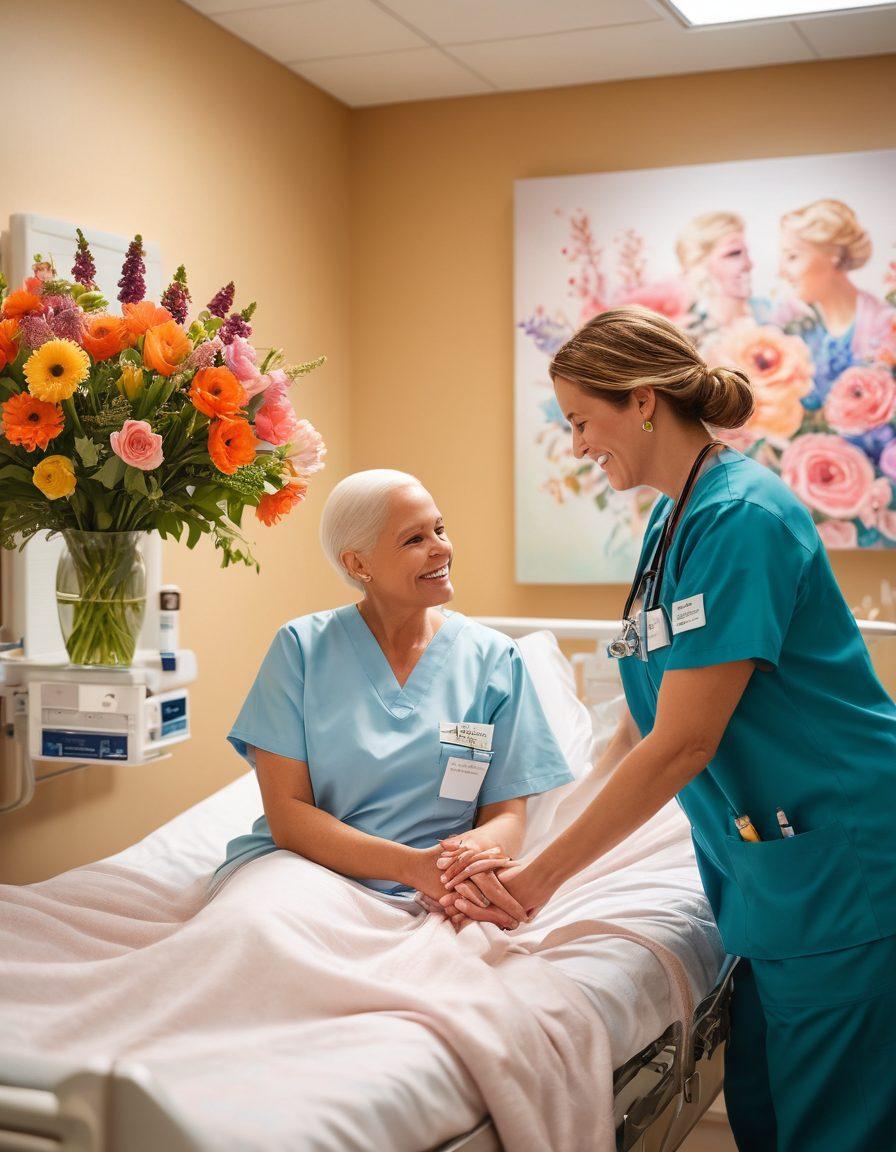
[608,439,723,662]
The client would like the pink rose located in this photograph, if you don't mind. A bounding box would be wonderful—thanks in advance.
[109,419,164,471]
[824,366,896,435]
[223,335,260,384]
[780,433,874,519]
[880,440,896,482]
[254,395,299,446]
[816,519,858,549]
[288,419,326,476]
[858,476,896,540]
[613,278,694,327]
[714,424,758,453]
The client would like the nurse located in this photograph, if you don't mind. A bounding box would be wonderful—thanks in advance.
[209,469,574,928]
[442,307,896,1151]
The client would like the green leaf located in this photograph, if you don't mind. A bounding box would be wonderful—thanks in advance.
[94,455,126,489]
[119,347,142,366]
[74,436,100,467]
[0,463,33,484]
[95,509,113,530]
[0,377,19,401]
[123,466,149,497]
[186,517,203,549]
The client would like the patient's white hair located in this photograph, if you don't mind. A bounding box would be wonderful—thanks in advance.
[320,469,422,591]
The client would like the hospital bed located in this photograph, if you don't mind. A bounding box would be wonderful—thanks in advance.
[1,615,892,1152]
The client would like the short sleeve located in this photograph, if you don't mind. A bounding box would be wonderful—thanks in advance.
[663,501,813,673]
[479,643,575,806]
[227,624,306,768]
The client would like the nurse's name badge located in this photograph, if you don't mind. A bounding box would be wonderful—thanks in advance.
[439,721,494,751]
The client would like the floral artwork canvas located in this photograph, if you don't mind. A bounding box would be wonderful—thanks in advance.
[514,149,896,583]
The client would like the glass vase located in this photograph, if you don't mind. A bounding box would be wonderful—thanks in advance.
[56,531,147,667]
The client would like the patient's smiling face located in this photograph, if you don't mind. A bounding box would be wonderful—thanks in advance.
[553,374,652,493]
[349,484,454,609]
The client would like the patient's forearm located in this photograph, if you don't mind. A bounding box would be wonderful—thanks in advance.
[271,798,415,886]
[527,734,705,900]
[471,811,525,858]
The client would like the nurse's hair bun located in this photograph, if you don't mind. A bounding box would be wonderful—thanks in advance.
[695,365,754,429]
[549,305,755,430]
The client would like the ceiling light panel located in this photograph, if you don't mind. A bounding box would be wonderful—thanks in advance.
[667,1,893,26]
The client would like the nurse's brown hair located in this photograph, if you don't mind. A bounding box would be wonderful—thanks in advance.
[549,305,754,430]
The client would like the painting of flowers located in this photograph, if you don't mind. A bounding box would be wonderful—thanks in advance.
[515,148,896,582]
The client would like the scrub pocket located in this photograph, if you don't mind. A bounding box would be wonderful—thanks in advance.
[725,819,880,959]
[436,744,492,820]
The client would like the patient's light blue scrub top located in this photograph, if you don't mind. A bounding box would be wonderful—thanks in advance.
[619,448,896,961]
[211,606,574,898]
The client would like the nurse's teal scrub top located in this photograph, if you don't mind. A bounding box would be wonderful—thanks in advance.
[619,448,896,961]
[210,606,574,899]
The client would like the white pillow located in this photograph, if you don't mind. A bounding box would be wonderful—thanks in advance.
[516,630,593,780]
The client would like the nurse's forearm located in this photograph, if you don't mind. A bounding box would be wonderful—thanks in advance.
[525,733,706,901]
[272,798,417,886]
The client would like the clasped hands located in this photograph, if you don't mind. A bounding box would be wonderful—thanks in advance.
[415,837,528,932]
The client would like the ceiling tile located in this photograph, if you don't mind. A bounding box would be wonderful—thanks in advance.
[794,9,896,57]
[376,0,661,45]
[182,0,311,14]
[293,47,492,105]
[451,18,815,90]
[213,0,425,64]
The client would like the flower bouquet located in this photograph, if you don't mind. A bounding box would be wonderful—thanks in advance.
[0,231,326,665]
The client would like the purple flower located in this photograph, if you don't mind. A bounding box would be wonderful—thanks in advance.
[880,440,896,483]
[19,313,54,348]
[219,311,251,345]
[161,265,192,325]
[207,282,235,319]
[117,235,146,305]
[518,309,573,356]
[72,228,97,287]
[47,307,85,343]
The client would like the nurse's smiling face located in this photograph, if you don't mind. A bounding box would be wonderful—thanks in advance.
[553,374,653,492]
[350,484,454,608]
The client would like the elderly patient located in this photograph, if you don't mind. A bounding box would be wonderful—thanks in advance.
[210,469,574,928]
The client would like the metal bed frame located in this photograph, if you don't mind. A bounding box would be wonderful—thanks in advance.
[2,615,893,1152]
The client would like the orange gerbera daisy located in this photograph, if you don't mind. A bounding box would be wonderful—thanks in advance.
[208,417,257,475]
[81,315,128,362]
[143,320,191,377]
[188,366,246,419]
[1,290,42,320]
[256,479,308,526]
[0,318,20,371]
[1,393,65,451]
[122,301,173,343]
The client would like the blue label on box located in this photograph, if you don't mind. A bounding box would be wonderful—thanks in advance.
[161,697,187,723]
[161,716,188,738]
[42,730,128,761]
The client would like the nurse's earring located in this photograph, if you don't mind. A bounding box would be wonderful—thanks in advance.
[642,419,654,432]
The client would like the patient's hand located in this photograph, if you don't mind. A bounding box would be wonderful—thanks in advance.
[436,845,529,929]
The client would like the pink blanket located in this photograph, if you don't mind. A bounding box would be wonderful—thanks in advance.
[0,821,694,1152]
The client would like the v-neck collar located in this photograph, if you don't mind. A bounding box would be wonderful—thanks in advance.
[335,604,465,719]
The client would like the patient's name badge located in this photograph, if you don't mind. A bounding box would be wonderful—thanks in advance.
[672,594,706,634]
[439,756,489,803]
[439,721,494,751]
[646,608,671,652]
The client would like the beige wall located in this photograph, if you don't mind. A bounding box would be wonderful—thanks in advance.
[0,0,352,883]
[1,16,894,885]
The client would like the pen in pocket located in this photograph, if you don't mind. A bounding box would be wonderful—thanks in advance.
[776,808,795,838]
[735,814,761,843]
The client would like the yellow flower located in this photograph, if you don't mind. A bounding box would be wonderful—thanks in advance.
[116,363,145,401]
[33,455,76,500]
[24,339,90,402]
